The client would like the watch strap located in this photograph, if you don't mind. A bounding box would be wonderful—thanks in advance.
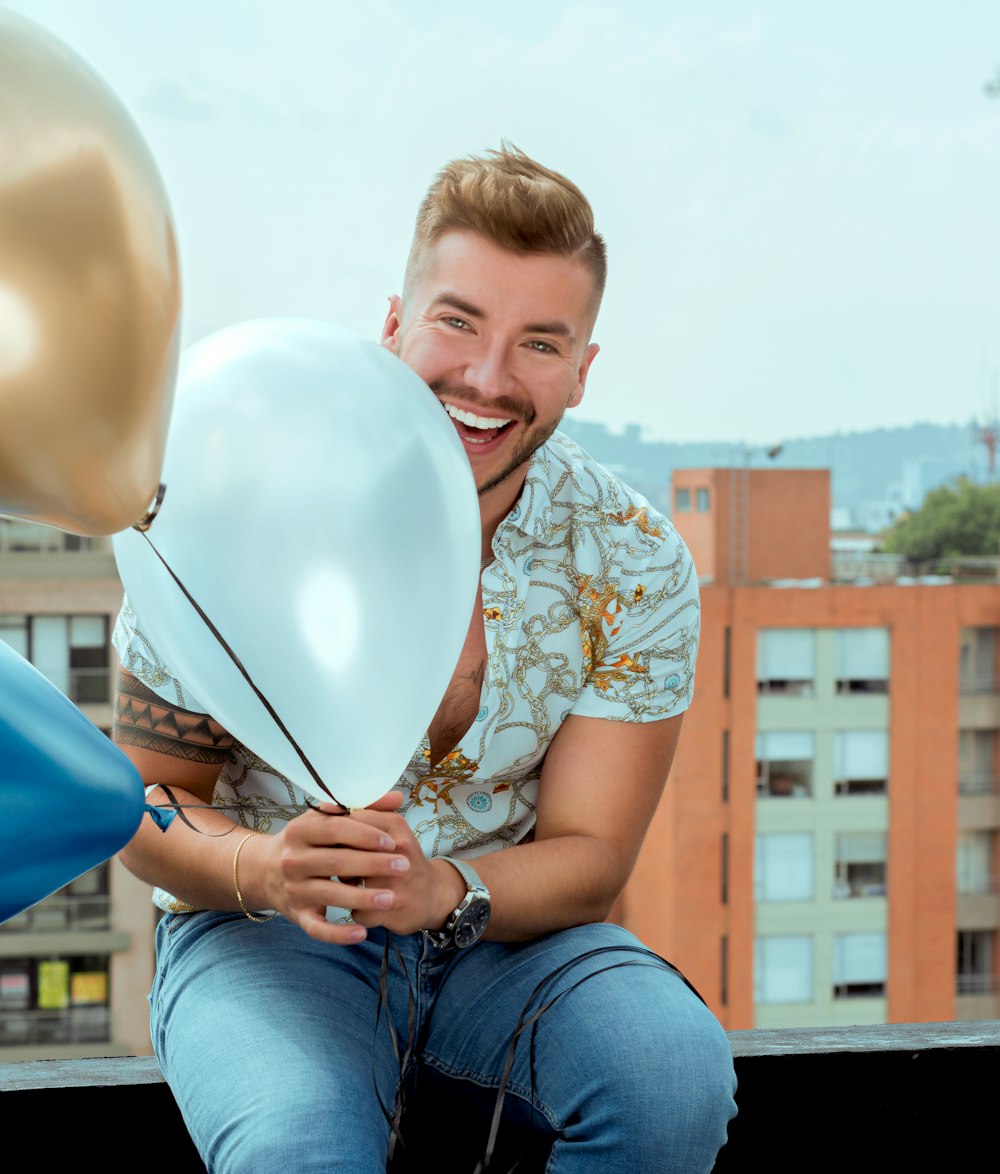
[425,856,490,948]
[438,855,484,894]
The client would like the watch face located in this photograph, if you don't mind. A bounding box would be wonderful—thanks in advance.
[454,898,490,948]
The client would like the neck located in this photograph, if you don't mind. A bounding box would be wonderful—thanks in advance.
[478,466,528,561]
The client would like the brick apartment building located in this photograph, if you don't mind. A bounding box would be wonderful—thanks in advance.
[620,466,1000,1031]
[3,466,998,1059]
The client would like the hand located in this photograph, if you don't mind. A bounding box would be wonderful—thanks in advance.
[255,791,414,945]
[346,806,464,937]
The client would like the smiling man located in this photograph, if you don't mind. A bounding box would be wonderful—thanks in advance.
[111,144,737,1172]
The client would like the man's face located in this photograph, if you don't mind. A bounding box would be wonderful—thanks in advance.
[382,230,599,502]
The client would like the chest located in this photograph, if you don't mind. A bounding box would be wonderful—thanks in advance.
[426,586,488,766]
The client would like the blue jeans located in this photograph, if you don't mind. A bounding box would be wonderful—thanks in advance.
[151,912,737,1172]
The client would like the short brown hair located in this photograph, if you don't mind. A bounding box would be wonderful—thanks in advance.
[403,142,607,309]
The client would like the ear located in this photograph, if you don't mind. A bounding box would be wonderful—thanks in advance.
[570,342,600,408]
[381,295,403,353]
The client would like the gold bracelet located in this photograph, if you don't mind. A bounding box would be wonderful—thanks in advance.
[233,831,275,923]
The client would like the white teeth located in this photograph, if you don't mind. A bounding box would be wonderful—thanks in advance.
[444,403,512,430]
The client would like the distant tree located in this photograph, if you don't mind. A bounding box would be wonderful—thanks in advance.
[881,478,1000,561]
[986,66,1000,97]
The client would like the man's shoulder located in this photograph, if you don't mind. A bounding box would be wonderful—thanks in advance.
[540,430,679,544]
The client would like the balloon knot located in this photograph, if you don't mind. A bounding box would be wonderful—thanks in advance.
[145,803,176,832]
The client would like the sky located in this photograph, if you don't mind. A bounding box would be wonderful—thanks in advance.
[4,0,1000,446]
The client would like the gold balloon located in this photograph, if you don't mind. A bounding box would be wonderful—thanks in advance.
[0,9,180,536]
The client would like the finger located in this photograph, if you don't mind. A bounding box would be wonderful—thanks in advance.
[366,791,405,811]
[282,842,410,884]
[320,848,411,882]
[291,812,398,853]
[296,906,369,946]
[346,809,414,845]
[289,874,401,913]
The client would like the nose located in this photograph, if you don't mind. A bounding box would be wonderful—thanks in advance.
[462,340,516,400]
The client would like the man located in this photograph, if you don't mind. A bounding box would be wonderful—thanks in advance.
[112,144,737,1172]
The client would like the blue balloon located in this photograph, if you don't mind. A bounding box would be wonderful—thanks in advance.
[0,639,145,925]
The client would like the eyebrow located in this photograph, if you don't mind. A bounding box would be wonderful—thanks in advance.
[430,293,576,343]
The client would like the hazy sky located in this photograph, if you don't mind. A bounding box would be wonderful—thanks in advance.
[5,0,1000,445]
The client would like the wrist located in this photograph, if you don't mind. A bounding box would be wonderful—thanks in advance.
[233,830,276,917]
[428,856,467,931]
[424,856,492,950]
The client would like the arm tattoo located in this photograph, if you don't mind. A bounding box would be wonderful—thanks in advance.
[113,670,236,764]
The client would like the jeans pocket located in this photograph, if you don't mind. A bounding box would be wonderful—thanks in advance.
[164,910,196,935]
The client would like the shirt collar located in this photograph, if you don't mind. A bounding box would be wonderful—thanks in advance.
[496,431,570,541]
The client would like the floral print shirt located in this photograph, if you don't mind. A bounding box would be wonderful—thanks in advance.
[113,430,699,913]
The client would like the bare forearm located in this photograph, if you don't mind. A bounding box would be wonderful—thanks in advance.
[459,833,627,941]
[119,786,267,913]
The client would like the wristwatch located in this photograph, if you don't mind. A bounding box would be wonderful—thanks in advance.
[424,857,491,950]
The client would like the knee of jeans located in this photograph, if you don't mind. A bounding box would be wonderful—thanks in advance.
[199,1086,393,1174]
[539,969,736,1118]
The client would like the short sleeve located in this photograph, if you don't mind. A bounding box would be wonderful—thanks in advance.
[112,595,209,715]
[571,526,700,723]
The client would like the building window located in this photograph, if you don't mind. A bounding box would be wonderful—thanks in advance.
[721,729,730,802]
[755,833,814,901]
[957,930,995,995]
[958,729,997,796]
[696,487,711,512]
[722,626,731,698]
[957,831,996,895]
[756,731,814,797]
[833,833,887,898]
[756,629,815,696]
[960,627,998,695]
[0,953,111,1047]
[720,935,728,1007]
[834,730,889,796]
[721,832,729,904]
[833,932,887,998]
[68,616,111,703]
[0,614,29,659]
[755,935,813,1004]
[675,487,692,512]
[835,628,889,694]
[4,615,110,704]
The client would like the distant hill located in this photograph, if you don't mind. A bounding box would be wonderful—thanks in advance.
[557,418,992,531]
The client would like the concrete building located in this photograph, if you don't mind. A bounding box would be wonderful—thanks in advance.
[0,519,153,1061]
[620,467,1000,1031]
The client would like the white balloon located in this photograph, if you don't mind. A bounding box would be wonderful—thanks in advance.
[113,318,481,807]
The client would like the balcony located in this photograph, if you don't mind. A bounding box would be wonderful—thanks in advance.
[959,772,999,797]
[0,522,118,581]
[961,672,1000,697]
[0,522,110,555]
[68,666,112,705]
[0,1006,110,1048]
[957,973,996,996]
[0,894,111,934]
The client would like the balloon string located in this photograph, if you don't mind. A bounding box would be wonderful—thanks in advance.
[474,948,703,1173]
[386,943,706,1174]
[134,529,340,804]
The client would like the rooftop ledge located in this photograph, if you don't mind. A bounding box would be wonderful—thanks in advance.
[3,1020,999,1170]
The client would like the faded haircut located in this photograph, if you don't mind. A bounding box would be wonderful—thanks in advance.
[403,141,607,313]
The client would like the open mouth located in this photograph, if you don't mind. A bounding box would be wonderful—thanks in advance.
[443,402,515,446]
